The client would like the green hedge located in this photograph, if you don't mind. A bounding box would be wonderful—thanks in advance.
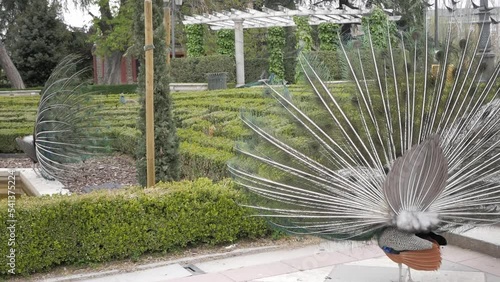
[87,84,138,94]
[245,58,270,83]
[108,128,236,180]
[0,178,269,276]
[170,56,275,84]
[0,87,325,182]
[179,142,233,180]
[0,128,32,153]
[307,51,343,80]
[171,55,236,83]
[109,127,141,156]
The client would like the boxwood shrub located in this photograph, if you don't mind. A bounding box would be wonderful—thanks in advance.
[171,55,236,83]
[0,178,269,276]
[87,84,138,94]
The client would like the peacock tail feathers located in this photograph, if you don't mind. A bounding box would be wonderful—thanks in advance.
[229,5,500,241]
[30,55,112,181]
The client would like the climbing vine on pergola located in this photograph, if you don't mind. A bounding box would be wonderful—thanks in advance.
[182,4,400,86]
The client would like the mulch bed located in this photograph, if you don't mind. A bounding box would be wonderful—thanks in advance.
[0,154,138,194]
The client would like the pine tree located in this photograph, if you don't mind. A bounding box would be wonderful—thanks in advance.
[134,0,180,186]
[5,0,71,87]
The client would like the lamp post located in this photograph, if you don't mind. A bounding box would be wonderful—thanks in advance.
[163,0,171,65]
[477,0,495,81]
[434,0,438,48]
[171,0,183,59]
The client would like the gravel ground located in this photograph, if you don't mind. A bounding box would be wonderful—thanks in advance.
[0,154,138,194]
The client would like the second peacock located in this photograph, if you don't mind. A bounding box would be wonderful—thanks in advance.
[16,55,111,182]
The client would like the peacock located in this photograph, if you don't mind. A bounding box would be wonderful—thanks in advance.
[228,4,500,282]
[15,55,110,182]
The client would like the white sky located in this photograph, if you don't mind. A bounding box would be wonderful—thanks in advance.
[62,2,100,28]
[62,0,500,28]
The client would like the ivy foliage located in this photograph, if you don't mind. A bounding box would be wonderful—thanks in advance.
[89,0,135,56]
[361,6,398,49]
[318,23,340,51]
[293,16,313,51]
[185,24,205,57]
[267,27,286,80]
[216,29,235,55]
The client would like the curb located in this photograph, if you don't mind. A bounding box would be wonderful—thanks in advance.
[444,227,500,258]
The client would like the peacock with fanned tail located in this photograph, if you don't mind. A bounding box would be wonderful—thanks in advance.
[15,55,110,182]
[228,4,500,282]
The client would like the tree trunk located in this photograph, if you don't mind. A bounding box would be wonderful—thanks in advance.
[0,41,25,89]
[103,51,123,85]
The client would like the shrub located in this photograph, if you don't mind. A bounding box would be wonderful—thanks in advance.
[0,127,33,153]
[87,84,138,94]
[0,178,269,276]
[308,51,343,80]
[170,55,236,83]
[179,142,233,180]
[245,58,269,82]
[109,127,141,155]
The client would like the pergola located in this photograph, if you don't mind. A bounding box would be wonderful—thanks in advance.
[183,4,401,86]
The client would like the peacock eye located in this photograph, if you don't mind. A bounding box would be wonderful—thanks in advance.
[459,38,467,50]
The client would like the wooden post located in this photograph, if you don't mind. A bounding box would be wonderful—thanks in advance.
[164,5,171,65]
[144,0,155,187]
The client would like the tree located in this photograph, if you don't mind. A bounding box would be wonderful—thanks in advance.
[5,0,71,87]
[86,0,135,84]
[133,0,180,186]
[371,0,427,29]
[0,42,25,88]
[0,0,28,88]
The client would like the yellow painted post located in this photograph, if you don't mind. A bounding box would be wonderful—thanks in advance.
[144,0,155,187]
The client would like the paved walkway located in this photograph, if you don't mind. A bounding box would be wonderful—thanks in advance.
[45,228,500,282]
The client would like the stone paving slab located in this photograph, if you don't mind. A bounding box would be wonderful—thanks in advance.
[221,262,297,282]
[446,226,500,259]
[281,251,357,271]
[250,266,332,282]
[166,273,234,282]
[326,265,486,282]
[67,237,500,282]
[83,264,192,282]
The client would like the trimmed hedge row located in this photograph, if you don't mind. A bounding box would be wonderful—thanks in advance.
[171,55,236,83]
[170,56,272,84]
[0,128,32,153]
[1,86,359,181]
[0,178,269,275]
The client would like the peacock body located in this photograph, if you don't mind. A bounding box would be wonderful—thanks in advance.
[15,55,110,181]
[229,3,500,281]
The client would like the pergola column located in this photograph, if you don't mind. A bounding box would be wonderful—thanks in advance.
[234,19,245,86]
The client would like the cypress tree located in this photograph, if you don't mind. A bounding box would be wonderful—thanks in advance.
[134,0,180,186]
